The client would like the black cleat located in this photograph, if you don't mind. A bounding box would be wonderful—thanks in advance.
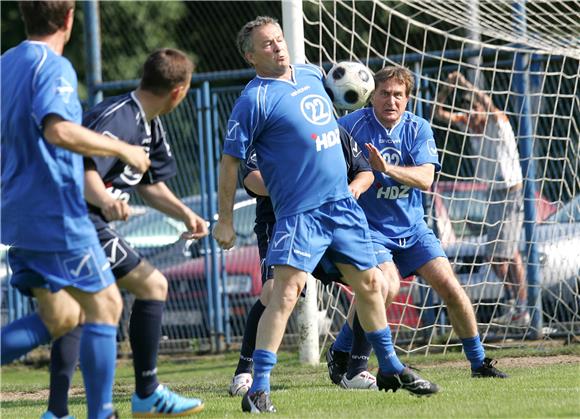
[472,357,509,378]
[242,390,276,414]
[326,347,349,385]
[377,367,440,397]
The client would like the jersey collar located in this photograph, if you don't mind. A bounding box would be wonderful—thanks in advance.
[130,91,151,136]
[371,108,404,135]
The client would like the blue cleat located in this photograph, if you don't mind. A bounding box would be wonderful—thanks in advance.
[40,412,75,419]
[131,385,204,417]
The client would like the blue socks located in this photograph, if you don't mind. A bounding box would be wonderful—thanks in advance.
[365,327,404,375]
[48,326,82,417]
[79,323,117,419]
[462,334,486,370]
[235,300,266,376]
[1,313,51,365]
[130,299,164,398]
[249,349,277,393]
[333,322,353,353]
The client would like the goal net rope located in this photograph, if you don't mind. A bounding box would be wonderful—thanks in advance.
[304,0,580,356]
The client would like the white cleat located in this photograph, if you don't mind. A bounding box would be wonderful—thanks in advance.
[228,373,253,396]
[339,371,378,390]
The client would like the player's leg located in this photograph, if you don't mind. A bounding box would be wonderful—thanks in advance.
[229,222,274,396]
[34,289,84,419]
[330,198,438,396]
[229,279,273,396]
[66,282,122,419]
[242,265,307,413]
[0,288,80,366]
[337,264,439,396]
[118,260,204,416]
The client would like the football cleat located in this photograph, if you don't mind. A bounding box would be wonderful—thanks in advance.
[325,346,349,385]
[229,373,253,397]
[377,367,440,397]
[131,384,204,417]
[241,390,276,414]
[339,371,378,390]
[472,357,509,378]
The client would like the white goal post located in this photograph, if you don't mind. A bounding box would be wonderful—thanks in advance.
[284,0,579,360]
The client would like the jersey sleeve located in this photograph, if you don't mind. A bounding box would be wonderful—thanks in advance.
[32,56,82,129]
[140,119,177,185]
[223,93,260,160]
[339,125,371,182]
[409,118,442,172]
[240,144,260,198]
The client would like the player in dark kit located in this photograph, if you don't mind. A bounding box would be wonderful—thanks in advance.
[40,49,208,418]
[228,126,380,396]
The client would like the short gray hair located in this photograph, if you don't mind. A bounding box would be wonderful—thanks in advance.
[236,16,281,64]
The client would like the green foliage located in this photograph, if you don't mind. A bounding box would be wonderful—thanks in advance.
[2,348,579,418]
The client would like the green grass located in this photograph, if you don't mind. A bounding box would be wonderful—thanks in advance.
[1,346,579,418]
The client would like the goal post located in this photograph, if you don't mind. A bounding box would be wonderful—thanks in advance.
[282,0,320,365]
[296,0,579,356]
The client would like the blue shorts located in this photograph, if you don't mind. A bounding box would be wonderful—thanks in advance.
[372,224,447,277]
[96,224,142,279]
[266,197,377,273]
[8,243,115,297]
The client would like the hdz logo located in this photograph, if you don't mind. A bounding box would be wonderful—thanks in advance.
[312,128,340,152]
[300,94,332,126]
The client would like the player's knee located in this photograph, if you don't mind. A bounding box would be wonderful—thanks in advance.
[277,281,302,311]
[40,305,81,339]
[87,285,123,325]
[142,270,168,301]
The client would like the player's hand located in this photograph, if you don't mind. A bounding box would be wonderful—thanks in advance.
[212,220,236,250]
[365,143,390,174]
[181,213,210,240]
[349,183,365,199]
[120,144,151,173]
[102,199,131,222]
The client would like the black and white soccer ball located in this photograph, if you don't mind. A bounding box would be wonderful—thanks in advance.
[324,61,375,110]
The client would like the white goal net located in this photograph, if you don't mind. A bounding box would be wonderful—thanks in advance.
[304,0,580,356]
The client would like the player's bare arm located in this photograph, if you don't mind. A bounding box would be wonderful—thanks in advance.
[365,143,435,191]
[348,171,374,199]
[244,171,269,197]
[43,114,151,173]
[213,154,240,250]
[136,182,209,240]
[84,162,131,222]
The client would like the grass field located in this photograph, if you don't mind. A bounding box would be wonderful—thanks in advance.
[1,345,579,418]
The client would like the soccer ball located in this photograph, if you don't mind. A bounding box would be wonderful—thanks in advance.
[324,61,375,110]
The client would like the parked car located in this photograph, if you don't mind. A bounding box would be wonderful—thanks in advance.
[430,182,579,324]
[111,189,262,340]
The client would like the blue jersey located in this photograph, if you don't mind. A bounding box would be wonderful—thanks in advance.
[339,109,441,239]
[1,41,98,251]
[223,64,350,218]
[82,92,177,227]
[241,125,372,225]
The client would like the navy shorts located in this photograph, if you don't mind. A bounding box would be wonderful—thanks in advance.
[266,197,377,273]
[9,243,115,297]
[95,224,142,279]
[372,223,447,277]
[255,222,275,284]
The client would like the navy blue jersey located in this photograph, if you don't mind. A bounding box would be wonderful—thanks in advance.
[339,108,441,238]
[223,64,351,218]
[82,92,177,226]
[241,125,371,225]
[1,41,98,251]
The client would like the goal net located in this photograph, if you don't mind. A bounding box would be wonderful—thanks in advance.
[304,0,580,356]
